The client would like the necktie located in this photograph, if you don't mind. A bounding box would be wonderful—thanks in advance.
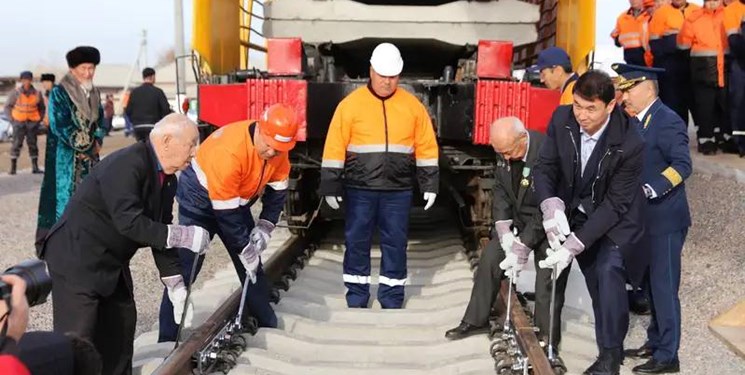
[159,171,166,186]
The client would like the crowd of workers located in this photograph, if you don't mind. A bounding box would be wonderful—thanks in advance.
[1,1,743,372]
[612,0,745,156]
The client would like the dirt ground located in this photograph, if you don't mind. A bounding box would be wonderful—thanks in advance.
[0,131,135,174]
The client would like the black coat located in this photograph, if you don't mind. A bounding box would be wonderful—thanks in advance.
[492,130,547,250]
[534,105,647,283]
[40,141,181,296]
[125,83,172,126]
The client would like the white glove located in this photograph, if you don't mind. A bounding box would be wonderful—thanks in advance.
[538,247,574,277]
[166,225,210,254]
[239,243,261,284]
[247,219,274,255]
[163,276,194,327]
[325,196,342,210]
[494,220,516,251]
[499,252,522,280]
[423,192,437,210]
[540,198,571,250]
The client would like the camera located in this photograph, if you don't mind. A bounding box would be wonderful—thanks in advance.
[0,259,53,307]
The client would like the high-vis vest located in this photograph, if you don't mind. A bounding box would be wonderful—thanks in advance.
[560,74,579,105]
[191,120,290,211]
[612,8,654,67]
[678,7,728,87]
[724,1,745,38]
[320,85,440,196]
[11,89,41,122]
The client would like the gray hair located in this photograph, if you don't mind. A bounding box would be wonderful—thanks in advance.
[490,116,527,138]
[149,113,197,141]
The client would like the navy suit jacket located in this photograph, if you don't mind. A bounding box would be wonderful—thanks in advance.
[636,99,692,235]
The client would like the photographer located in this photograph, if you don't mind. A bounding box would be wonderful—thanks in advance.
[0,275,30,374]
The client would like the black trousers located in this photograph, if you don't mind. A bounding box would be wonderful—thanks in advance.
[461,237,570,348]
[10,121,39,159]
[692,83,729,144]
[51,271,136,375]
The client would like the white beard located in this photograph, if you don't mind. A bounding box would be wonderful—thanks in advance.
[80,81,93,92]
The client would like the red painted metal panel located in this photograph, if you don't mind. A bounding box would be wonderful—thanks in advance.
[246,79,308,142]
[473,81,560,145]
[527,87,561,134]
[197,83,248,127]
[267,38,303,76]
[477,40,514,79]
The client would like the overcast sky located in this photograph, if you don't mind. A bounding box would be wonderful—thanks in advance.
[0,0,704,76]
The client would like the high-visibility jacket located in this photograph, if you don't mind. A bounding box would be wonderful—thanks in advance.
[559,73,578,105]
[320,85,440,196]
[612,8,654,67]
[650,3,685,60]
[724,0,745,63]
[678,6,728,87]
[11,88,42,122]
[184,120,289,252]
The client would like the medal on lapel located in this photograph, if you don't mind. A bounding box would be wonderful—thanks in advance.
[520,166,530,187]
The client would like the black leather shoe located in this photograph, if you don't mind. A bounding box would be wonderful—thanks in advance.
[445,321,488,340]
[583,348,622,375]
[624,346,654,359]
[628,290,651,315]
[632,359,680,374]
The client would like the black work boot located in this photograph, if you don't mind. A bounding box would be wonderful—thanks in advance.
[31,158,43,174]
[9,159,17,175]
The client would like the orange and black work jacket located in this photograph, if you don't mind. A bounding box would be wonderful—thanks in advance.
[612,8,654,67]
[649,4,685,63]
[320,85,440,196]
[724,1,745,64]
[678,6,728,87]
[179,120,290,253]
[4,86,44,123]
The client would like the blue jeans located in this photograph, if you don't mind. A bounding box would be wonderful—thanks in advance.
[343,188,412,308]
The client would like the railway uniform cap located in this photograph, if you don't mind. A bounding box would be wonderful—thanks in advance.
[527,47,572,73]
[20,71,33,80]
[66,46,101,68]
[611,63,665,91]
[258,103,299,152]
[370,42,404,77]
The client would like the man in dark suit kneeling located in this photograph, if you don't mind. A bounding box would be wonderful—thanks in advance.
[445,117,570,353]
[40,113,211,375]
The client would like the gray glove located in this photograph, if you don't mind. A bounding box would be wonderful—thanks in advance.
[166,225,210,254]
[248,219,275,255]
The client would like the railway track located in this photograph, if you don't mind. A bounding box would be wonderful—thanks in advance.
[133,209,627,375]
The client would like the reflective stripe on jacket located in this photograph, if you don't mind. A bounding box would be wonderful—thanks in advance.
[320,84,440,196]
[612,8,653,66]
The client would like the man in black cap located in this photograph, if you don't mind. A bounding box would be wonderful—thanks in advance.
[36,46,104,253]
[613,63,692,374]
[3,71,45,175]
[125,67,172,142]
[40,73,56,129]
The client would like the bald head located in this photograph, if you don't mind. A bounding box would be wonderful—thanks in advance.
[150,113,199,174]
[490,117,528,161]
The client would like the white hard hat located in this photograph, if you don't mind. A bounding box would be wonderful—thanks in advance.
[370,43,403,77]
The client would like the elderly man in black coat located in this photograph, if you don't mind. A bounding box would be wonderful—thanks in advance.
[40,113,210,375]
[534,70,646,375]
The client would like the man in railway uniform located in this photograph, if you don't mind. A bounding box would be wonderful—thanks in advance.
[157,103,300,342]
[320,42,440,309]
[534,70,646,375]
[444,117,572,353]
[4,71,45,175]
[528,46,579,105]
[613,64,692,374]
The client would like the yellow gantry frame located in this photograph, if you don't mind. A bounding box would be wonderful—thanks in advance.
[191,0,596,75]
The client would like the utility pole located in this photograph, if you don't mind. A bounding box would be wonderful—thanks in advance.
[174,0,187,113]
[142,29,148,68]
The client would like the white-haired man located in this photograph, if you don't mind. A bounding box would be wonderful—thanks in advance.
[40,113,210,375]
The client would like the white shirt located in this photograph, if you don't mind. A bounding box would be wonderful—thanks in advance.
[578,116,610,213]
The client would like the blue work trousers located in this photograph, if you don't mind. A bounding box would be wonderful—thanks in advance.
[643,229,687,363]
[729,60,745,152]
[343,188,412,309]
[576,238,630,352]
[157,206,277,343]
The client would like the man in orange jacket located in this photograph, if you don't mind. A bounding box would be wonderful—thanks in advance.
[158,104,299,341]
[678,0,734,155]
[527,46,579,105]
[612,0,654,67]
[4,71,45,175]
[320,42,440,309]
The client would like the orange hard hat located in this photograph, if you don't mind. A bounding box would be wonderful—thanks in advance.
[258,103,299,152]
[643,0,655,7]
